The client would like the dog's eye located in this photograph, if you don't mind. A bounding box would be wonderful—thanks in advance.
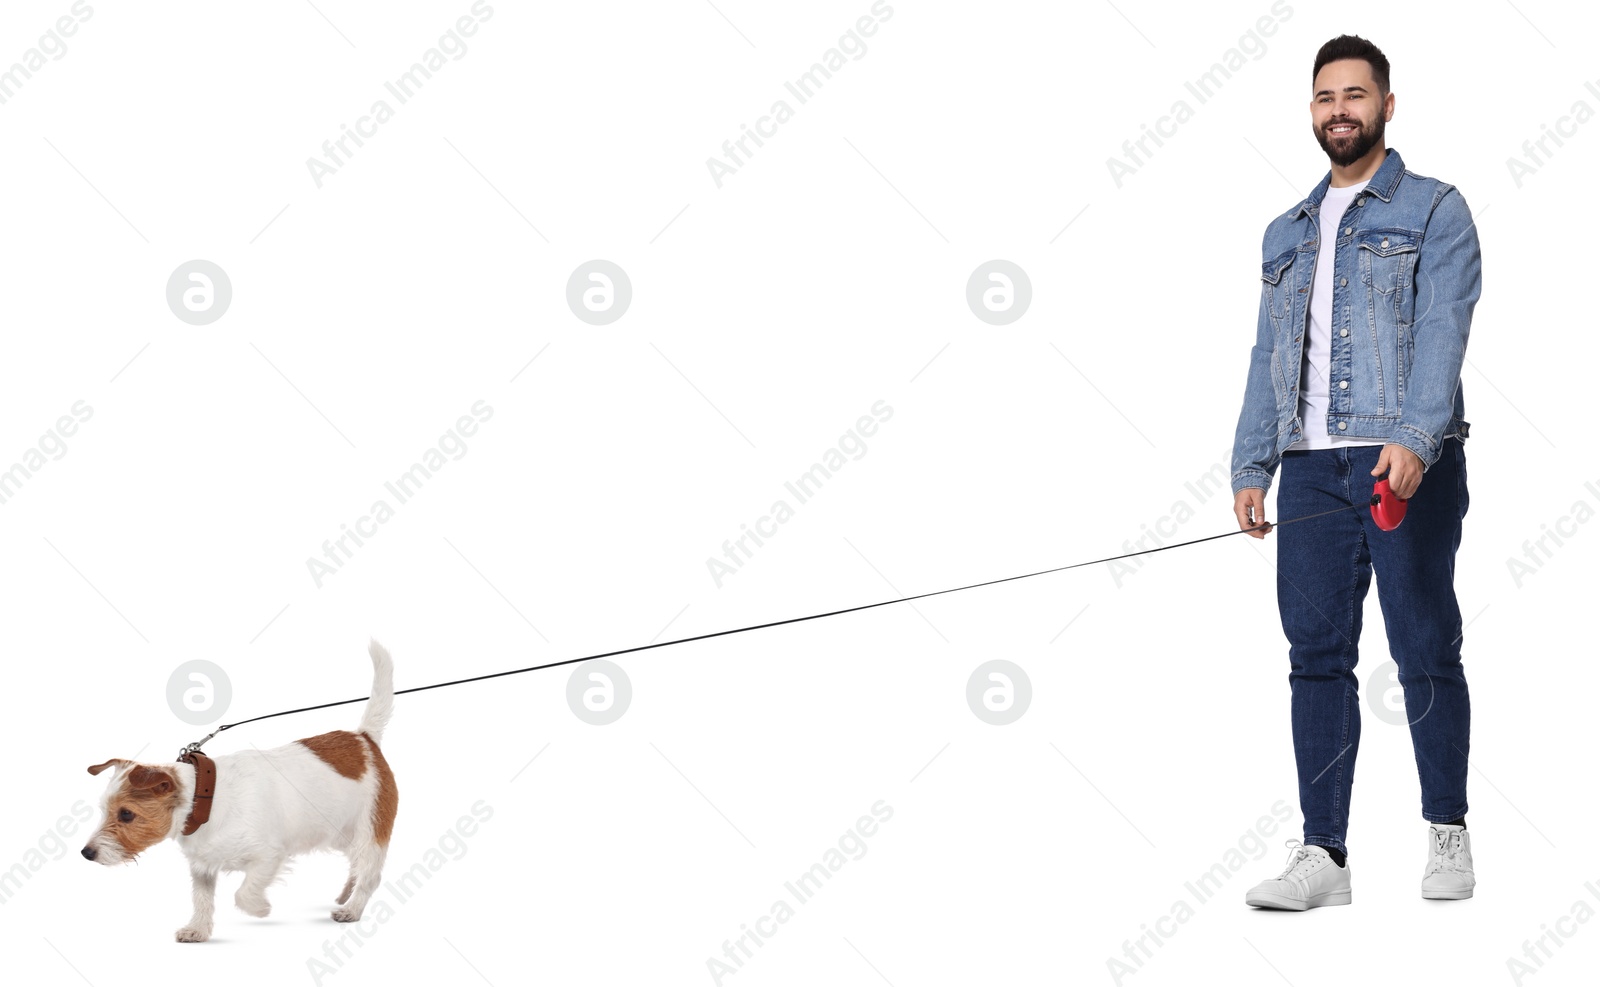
[118,809,135,823]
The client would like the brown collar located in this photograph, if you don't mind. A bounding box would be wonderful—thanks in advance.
[177,751,216,835]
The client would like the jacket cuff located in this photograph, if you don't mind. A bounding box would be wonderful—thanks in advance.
[1391,425,1440,470]
[1231,468,1273,497]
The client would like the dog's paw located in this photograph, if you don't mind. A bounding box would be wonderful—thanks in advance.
[235,891,271,918]
[331,905,364,923]
[175,926,211,943]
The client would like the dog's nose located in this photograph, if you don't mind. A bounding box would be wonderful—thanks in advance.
[81,847,97,861]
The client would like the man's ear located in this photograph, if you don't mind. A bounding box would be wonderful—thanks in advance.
[87,758,133,776]
[126,765,176,795]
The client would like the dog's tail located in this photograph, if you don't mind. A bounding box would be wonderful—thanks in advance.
[359,639,395,743]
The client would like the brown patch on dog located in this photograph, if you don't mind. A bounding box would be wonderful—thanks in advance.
[297,730,369,780]
[361,732,398,846]
[102,764,186,859]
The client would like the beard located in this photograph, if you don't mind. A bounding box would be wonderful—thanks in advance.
[1315,112,1385,166]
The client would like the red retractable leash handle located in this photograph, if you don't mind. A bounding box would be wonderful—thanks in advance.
[1369,476,1408,531]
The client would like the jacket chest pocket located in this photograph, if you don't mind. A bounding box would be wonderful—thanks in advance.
[1261,247,1296,330]
[1357,229,1420,326]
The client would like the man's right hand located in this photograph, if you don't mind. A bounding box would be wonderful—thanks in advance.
[1233,488,1271,539]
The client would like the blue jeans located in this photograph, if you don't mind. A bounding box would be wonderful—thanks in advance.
[1274,439,1471,855]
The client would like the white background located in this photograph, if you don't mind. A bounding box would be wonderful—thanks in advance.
[1,1,1595,985]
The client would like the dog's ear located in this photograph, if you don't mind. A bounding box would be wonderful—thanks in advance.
[125,765,176,795]
[87,758,133,776]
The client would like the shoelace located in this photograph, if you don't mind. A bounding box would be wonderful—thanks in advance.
[1426,828,1465,875]
[1273,839,1319,881]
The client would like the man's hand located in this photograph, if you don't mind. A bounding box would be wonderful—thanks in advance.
[1371,443,1425,498]
[1233,488,1271,539]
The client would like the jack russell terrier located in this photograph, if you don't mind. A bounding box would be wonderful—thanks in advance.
[82,641,398,942]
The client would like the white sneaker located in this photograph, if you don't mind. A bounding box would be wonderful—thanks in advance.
[1421,824,1474,899]
[1245,839,1352,910]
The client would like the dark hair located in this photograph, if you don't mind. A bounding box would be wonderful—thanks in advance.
[1313,35,1390,97]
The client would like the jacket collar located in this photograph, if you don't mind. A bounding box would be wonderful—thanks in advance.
[1292,145,1404,218]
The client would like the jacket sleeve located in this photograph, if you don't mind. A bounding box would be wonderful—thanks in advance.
[1230,234,1284,496]
[1391,187,1481,469]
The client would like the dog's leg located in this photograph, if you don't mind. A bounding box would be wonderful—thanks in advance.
[331,841,388,923]
[176,866,217,943]
[233,855,284,918]
[335,871,356,905]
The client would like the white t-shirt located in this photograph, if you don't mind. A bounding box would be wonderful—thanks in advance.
[1286,179,1384,451]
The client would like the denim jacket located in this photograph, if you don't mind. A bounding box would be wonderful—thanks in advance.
[1230,147,1481,496]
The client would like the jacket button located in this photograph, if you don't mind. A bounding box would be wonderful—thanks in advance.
[1340,327,1349,337]
[1381,238,1390,248]
[1357,198,1365,206]
[1339,380,1349,389]
[1343,227,1352,236]
[1340,277,1347,287]
[1337,422,1348,430]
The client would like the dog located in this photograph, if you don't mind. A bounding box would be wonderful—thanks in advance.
[82,640,398,942]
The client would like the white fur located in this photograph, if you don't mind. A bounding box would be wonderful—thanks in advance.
[360,640,394,742]
[87,640,397,943]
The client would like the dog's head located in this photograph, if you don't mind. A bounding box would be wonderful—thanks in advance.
[81,759,187,865]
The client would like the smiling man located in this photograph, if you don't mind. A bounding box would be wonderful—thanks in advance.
[1228,34,1483,910]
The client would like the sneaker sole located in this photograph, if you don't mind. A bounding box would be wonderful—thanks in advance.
[1421,887,1474,900]
[1246,889,1352,910]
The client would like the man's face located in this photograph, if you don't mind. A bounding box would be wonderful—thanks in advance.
[1310,58,1392,166]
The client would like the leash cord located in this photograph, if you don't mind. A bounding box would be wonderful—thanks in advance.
[208,503,1359,736]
